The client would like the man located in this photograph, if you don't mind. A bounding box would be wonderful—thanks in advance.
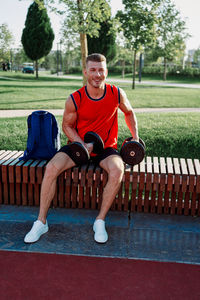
[24,53,139,244]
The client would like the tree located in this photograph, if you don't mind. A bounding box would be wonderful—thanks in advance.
[117,0,160,89]
[193,47,200,67]
[21,1,54,78]
[49,0,111,84]
[87,16,117,62]
[113,31,133,78]
[12,47,31,71]
[61,22,81,74]
[154,0,189,80]
[0,23,14,65]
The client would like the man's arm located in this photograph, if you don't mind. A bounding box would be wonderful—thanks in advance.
[62,96,93,153]
[62,96,83,143]
[118,88,139,142]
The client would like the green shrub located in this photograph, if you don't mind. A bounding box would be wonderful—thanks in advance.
[142,65,200,78]
[1,113,199,159]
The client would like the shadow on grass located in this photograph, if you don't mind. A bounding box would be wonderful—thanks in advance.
[0,97,67,105]
[0,90,16,94]
[123,85,179,89]
[0,75,82,82]
[124,74,200,84]
[0,84,81,90]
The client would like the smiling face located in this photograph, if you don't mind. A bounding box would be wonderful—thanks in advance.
[84,60,108,89]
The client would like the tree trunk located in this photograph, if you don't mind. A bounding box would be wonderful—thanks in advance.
[163,57,167,81]
[77,0,88,86]
[80,32,88,86]
[139,53,142,82]
[122,60,125,78]
[35,60,39,79]
[132,50,137,89]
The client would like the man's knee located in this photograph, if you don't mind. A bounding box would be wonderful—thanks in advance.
[45,161,57,177]
[45,159,61,178]
[107,158,124,182]
[110,166,124,181]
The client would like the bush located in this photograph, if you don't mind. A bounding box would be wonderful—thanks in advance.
[142,65,200,78]
[105,64,200,78]
[107,65,133,74]
[64,66,82,74]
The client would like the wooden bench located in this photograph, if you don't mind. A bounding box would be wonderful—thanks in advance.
[0,150,200,216]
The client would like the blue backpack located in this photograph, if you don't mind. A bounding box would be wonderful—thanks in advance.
[20,110,60,161]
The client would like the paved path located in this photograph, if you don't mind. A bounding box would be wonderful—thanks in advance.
[0,74,199,118]
[1,205,200,264]
[1,73,200,88]
[55,74,200,89]
[0,107,200,118]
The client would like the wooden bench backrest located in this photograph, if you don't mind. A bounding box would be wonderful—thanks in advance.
[0,150,200,216]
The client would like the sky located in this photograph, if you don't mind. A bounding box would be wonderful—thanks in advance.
[0,0,200,53]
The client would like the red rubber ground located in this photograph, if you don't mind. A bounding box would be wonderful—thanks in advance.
[1,251,200,300]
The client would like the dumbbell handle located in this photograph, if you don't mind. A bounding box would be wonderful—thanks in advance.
[84,131,104,154]
[84,142,93,155]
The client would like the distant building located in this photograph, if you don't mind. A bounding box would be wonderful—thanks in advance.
[187,49,195,63]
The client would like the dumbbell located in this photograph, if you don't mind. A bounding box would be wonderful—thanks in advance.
[120,137,145,166]
[69,131,104,165]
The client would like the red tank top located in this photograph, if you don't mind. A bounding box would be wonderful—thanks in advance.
[70,84,120,150]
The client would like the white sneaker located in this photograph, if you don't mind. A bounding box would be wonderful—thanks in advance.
[24,220,48,243]
[93,219,108,243]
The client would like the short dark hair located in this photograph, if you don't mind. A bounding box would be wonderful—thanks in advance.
[86,53,106,65]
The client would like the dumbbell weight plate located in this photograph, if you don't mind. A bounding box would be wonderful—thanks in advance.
[123,137,146,150]
[139,138,146,150]
[120,140,145,166]
[84,131,104,154]
[69,142,90,165]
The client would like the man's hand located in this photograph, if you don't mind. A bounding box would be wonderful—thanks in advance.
[84,142,94,155]
[130,137,139,143]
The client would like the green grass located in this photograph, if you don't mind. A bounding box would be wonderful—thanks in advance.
[0,113,199,159]
[0,72,82,110]
[0,71,200,109]
[119,73,200,84]
[0,72,199,159]
[122,86,200,108]
[118,113,200,159]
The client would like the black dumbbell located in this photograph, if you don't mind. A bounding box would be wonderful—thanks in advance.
[68,142,90,165]
[69,132,104,165]
[84,131,104,154]
[120,137,145,166]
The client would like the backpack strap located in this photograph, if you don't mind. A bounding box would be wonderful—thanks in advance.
[19,111,41,161]
[30,111,41,146]
[43,112,57,157]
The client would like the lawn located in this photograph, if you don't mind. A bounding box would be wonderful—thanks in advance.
[0,72,199,159]
[0,72,200,109]
[0,113,199,159]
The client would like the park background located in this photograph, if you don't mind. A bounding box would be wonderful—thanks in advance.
[0,3,200,298]
[0,0,200,159]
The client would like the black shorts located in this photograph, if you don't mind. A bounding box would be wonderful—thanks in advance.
[58,145,121,165]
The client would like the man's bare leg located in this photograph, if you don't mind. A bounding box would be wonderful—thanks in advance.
[24,152,76,243]
[93,155,124,243]
[38,152,76,224]
[97,155,124,220]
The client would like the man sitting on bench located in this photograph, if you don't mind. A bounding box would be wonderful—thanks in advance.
[24,53,139,244]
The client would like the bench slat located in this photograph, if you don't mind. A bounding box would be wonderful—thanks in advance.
[173,158,181,192]
[187,159,195,192]
[194,159,200,193]
[72,167,79,208]
[65,168,72,208]
[144,157,152,213]
[138,160,145,212]
[0,151,199,216]
[153,156,159,192]
[180,158,188,193]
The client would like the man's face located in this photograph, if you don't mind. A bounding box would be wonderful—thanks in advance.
[84,60,108,88]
